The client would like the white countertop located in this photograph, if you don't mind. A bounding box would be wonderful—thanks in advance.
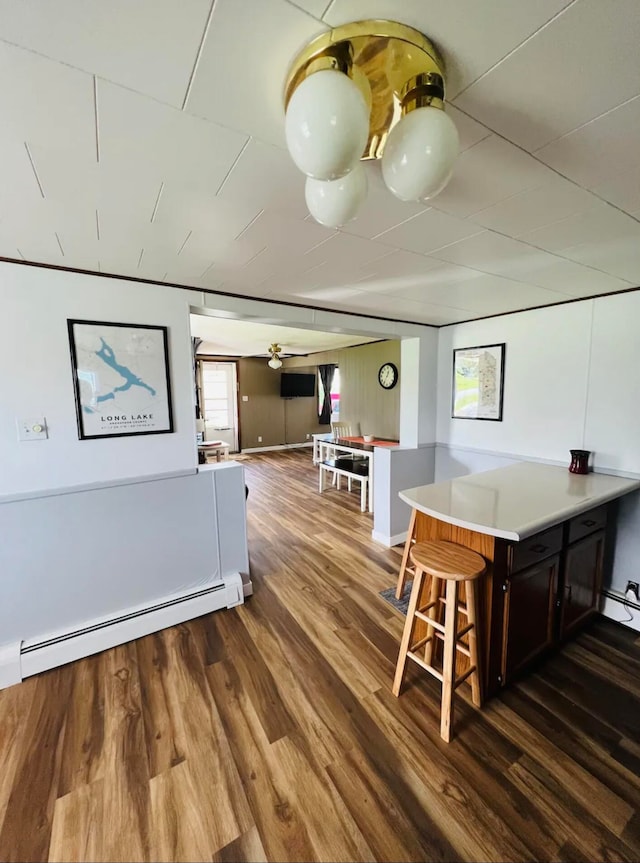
[399,462,640,541]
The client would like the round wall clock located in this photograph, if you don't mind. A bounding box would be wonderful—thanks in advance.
[378,362,398,390]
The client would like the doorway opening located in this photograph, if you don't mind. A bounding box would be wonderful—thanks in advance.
[198,360,239,453]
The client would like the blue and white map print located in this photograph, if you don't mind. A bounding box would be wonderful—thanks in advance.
[72,322,171,436]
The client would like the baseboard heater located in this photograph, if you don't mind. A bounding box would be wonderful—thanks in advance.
[0,573,244,689]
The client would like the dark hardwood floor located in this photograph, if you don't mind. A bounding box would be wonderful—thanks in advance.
[1,448,639,862]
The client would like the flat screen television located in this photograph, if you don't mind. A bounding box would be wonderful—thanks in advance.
[280,372,315,398]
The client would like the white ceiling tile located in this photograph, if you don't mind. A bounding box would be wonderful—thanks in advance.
[376,209,483,255]
[239,210,335,255]
[185,0,327,147]
[454,0,640,151]
[216,139,308,218]
[520,202,640,253]
[398,272,568,314]
[535,95,640,188]
[0,0,212,107]
[340,161,430,240]
[323,0,572,97]
[151,187,261,251]
[0,41,94,164]
[97,81,249,196]
[559,235,640,284]
[469,178,598,236]
[355,249,442,285]
[491,253,632,296]
[429,135,554,219]
[446,105,492,153]
[301,232,391,271]
[590,167,640,216]
[428,230,536,272]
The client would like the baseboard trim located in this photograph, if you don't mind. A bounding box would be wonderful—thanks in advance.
[0,642,22,689]
[7,574,244,689]
[241,442,313,454]
[600,591,640,633]
[372,529,408,548]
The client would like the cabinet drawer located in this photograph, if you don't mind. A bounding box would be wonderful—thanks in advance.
[511,525,563,574]
[568,505,608,544]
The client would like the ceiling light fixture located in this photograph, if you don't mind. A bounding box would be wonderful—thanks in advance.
[284,20,458,228]
[267,343,283,369]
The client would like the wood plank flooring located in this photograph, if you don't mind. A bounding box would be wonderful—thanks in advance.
[1,448,640,862]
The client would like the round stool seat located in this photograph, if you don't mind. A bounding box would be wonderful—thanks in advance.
[410,540,485,581]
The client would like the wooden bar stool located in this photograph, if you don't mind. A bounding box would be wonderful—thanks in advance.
[395,507,418,599]
[392,540,486,742]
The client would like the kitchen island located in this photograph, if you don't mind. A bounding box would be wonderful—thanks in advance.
[399,462,640,697]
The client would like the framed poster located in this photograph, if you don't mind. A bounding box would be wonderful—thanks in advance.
[452,343,505,421]
[68,319,174,439]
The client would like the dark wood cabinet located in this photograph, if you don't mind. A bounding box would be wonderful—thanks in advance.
[560,529,604,638]
[501,555,559,685]
[491,504,608,692]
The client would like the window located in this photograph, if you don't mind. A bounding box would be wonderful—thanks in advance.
[318,366,340,418]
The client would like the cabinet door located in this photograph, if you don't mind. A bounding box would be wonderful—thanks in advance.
[561,530,604,638]
[502,556,559,685]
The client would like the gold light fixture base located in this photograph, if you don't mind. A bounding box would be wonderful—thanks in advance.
[284,20,447,160]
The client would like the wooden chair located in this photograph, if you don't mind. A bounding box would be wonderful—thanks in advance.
[392,540,485,742]
[330,421,359,438]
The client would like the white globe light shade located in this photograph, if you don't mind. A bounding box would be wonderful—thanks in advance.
[268,356,282,369]
[285,69,369,180]
[305,162,368,228]
[382,106,459,201]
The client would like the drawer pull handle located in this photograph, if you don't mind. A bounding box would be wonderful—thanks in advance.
[582,519,596,527]
[530,543,549,554]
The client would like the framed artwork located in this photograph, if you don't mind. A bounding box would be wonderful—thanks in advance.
[452,343,505,421]
[67,319,174,439]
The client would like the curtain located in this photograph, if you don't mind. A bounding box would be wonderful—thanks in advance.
[192,337,203,419]
[318,363,336,425]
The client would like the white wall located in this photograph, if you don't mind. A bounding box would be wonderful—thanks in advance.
[0,262,199,495]
[435,290,640,598]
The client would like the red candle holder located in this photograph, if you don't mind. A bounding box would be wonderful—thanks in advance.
[569,449,590,474]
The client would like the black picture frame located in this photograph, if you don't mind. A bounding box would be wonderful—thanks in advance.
[452,342,505,421]
[68,318,174,440]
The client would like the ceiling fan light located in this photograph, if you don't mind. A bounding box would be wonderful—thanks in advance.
[305,162,368,228]
[382,105,459,201]
[268,356,283,369]
[285,69,369,180]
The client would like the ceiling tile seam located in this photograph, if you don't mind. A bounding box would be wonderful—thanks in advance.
[177,231,193,255]
[447,183,549,223]
[320,0,335,21]
[242,247,267,267]
[215,137,252,196]
[150,183,165,223]
[23,143,46,198]
[450,0,579,101]
[93,76,100,162]
[282,0,330,25]
[302,233,339,255]
[200,261,216,280]
[16,248,26,261]
[54,233,65,256]
[95,210,100,241]
[360,290,471,314]
[234,209,265,241]
[370,208,437,242]
[532,92,640,154]
[181,0,217,111]
[137,249,145,269]
[448,103,640,228]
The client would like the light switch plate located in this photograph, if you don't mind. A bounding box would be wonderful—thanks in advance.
[242,395,249,402]
[17,417,48,441]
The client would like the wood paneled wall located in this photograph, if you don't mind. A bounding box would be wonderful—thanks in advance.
[200,340,401,449]
[285,340,401,440]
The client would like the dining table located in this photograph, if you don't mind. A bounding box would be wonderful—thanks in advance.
[312,433,400,513]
